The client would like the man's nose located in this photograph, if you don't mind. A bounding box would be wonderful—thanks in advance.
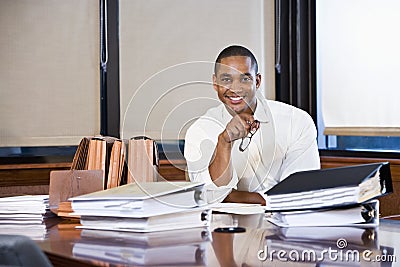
[230,79,242,93]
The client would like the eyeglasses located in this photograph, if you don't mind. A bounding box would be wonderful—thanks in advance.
[239,120,260,152]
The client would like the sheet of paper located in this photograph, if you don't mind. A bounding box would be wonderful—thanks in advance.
[209,203,266,215]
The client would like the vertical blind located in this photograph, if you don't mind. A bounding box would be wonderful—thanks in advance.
[0,0,100,147]
[317,0,400,136]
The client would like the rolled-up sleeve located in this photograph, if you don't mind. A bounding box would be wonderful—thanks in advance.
[184,118,238,203]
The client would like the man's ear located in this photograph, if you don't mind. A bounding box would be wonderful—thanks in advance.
[213,74,218,92]
[255,73,262,89]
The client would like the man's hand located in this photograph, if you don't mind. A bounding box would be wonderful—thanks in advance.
[220,113,259,144]
[223,189,266,205]
[209,114,260,187]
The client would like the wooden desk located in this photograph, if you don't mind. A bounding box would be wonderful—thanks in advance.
[36,215,400,267]
[2,156,399,215]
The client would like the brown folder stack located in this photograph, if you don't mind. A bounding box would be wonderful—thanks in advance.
[70,136,159,186]
[50,136,161,218]
[70,136,123,189]
[50,136,127,218]
[127,136,159,184]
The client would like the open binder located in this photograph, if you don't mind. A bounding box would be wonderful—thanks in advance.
[264,162,392,211]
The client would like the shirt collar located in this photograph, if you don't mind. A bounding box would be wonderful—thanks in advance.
[253,92,270,123]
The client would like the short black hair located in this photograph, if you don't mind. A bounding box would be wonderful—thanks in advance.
[214,45,258,74]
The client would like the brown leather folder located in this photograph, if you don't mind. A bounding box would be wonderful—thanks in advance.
[49,170,104,215]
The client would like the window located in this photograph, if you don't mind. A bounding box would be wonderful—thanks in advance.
[316,0,400,153]
[0,1,100,148]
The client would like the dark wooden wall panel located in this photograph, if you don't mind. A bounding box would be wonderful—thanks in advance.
[158,159,187,181]
[0,163,71,196]
[0,163,71,186]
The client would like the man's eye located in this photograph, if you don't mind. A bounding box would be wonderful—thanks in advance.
[242,77,252,82]
[221,78,231,82]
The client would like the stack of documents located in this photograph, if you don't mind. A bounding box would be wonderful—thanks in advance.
[264,162,392,227]
[0,195,55,240]
[267,200,379,227]
[70,181,210,232]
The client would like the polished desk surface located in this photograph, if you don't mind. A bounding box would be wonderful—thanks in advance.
[36,214,400,267]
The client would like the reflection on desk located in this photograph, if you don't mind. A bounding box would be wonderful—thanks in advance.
[73,241,207,266]
[262,227,379,265]
[36,214,400,267]
[73,227,211,266]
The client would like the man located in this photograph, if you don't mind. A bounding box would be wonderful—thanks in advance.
[184,45,320,204]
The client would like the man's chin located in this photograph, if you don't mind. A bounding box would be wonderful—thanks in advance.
[225,104,246,115]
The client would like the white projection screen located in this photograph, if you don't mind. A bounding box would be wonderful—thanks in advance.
[317,0,400,136]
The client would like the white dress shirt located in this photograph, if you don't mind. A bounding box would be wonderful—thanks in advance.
[184,92,320,203]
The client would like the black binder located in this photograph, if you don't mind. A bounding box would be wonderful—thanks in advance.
[265,162,392,211]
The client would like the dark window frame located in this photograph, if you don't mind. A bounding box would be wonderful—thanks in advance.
[100,0,120,138]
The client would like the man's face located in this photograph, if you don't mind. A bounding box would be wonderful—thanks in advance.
[213,56,261,115]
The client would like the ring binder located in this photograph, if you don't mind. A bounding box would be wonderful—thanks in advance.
[264,162,392,211]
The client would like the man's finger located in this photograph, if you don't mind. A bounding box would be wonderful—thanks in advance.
[239,113,255,120]
[251,120,260,132]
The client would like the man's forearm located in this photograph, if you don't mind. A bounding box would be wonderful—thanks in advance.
[208,133,233,186]
[223,189,266,205]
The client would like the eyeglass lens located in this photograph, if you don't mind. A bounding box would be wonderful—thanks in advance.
[239,120,260,152]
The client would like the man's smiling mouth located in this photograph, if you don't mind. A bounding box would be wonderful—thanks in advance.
[225,94,245,105]
[227,96,243,101]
